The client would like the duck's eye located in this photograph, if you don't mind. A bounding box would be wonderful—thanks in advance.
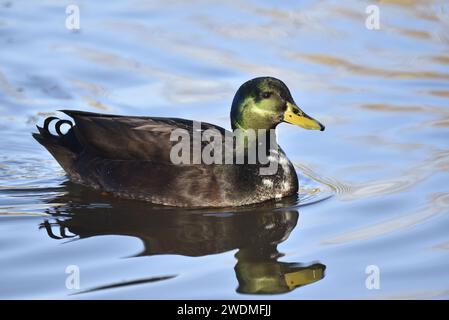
[262,92,272,99]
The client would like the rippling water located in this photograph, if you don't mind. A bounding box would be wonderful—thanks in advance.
[1,0,449,299]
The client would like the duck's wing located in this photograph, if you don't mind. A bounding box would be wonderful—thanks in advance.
[60,110,229,163]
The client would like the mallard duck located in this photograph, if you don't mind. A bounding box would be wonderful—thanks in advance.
[33,77,324,207]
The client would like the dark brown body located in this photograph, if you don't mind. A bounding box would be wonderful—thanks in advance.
[33,110,298,207]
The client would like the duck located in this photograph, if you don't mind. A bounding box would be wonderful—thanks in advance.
[33,77,324,207]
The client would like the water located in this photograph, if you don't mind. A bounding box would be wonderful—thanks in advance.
[1,0,449,299]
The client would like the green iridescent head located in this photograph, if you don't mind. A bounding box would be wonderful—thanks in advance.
[230,77,325,132]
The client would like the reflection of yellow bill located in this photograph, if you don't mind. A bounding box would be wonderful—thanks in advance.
[284,267,325,289]
[283,102,325,131]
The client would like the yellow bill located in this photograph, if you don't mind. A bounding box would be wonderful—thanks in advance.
[283,101,325,131]
[284,267,325,290]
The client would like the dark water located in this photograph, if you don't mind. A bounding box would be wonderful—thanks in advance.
[1,0,449,299]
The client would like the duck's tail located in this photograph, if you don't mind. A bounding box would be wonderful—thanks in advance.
[32,116,82,176]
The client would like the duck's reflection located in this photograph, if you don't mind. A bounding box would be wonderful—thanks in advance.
[40,182,325,294]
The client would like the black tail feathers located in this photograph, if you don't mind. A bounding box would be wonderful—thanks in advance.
[35,116,74,139]
[33,116,82,174]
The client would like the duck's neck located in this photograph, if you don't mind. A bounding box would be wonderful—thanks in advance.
[232,124,279,159]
